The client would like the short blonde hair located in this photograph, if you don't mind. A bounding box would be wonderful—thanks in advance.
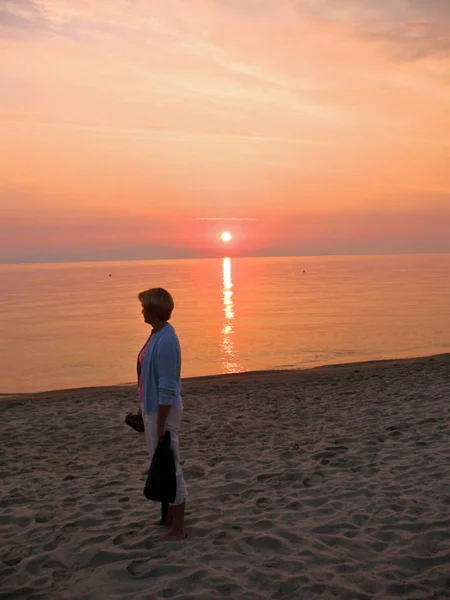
[138,287,174,321]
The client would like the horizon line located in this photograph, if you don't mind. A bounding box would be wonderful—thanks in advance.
[1,249,449,267]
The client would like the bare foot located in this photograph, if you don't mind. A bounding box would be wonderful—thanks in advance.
[159,529,187,541]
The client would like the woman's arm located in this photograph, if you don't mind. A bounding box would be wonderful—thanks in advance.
[157,405,171,439]
[155,337,180,439]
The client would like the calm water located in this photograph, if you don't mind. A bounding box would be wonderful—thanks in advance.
[0,254,449,394]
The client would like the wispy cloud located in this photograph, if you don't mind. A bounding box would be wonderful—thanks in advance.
[3,0,450,63]
[297,0,450,62]
[187,216,259,221]
[0,0,49,38]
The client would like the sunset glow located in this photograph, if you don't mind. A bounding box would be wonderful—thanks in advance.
[221,232,232,243]
[0,1,449,263]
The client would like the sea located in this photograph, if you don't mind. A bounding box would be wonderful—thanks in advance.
[0,254,449,394]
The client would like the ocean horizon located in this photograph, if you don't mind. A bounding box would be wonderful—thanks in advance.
[0,253,449,395]
[2,249,450,266]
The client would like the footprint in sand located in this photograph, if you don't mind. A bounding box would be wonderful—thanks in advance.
[43,533,66,552]
[185,465,206,479]
[52,570,70,583]
[245,534,289,553]
[326,445,348,453]
[213,525,243,545]
[312,446,348,466]
[126,556,163,577]
[113,530,138,545]
[303,472,325,487]
[127,559,149,577]
[213,531,229,545]
[34,512,53,523]
[386,424,408,438]
[2,546,28,566]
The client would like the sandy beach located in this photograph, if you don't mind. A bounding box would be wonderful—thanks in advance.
[1,354,450,600]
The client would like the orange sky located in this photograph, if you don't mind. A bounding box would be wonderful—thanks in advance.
[0,0,449,262]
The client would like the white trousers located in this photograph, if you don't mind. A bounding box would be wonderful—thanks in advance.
[143,402,188,506]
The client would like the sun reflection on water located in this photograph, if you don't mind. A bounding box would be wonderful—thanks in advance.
[221,257,241,373]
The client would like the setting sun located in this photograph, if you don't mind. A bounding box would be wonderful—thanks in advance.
[221,232,232,243]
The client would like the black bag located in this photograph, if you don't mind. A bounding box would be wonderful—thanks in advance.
[125,412,145,433]
[144,431,177,504]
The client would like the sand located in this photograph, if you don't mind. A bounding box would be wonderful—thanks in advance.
[1,354,450,600]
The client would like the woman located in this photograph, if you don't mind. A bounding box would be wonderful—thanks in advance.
[137,287,188,541]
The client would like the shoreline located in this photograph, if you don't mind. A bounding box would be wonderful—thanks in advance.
[2,351,449,403]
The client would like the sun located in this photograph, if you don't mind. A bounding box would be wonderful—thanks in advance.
[221,231,232,243]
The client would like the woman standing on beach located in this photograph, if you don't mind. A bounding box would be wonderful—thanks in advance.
[137,287,188,541]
